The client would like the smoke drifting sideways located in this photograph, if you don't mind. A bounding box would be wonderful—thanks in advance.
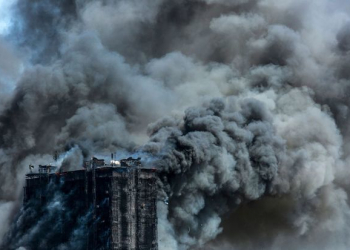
[1,0,350,249]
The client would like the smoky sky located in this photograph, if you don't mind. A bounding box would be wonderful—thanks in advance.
[1,0,350,249]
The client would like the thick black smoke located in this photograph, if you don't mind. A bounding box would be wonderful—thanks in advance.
[141,98,285,248]
[1,0,350,249]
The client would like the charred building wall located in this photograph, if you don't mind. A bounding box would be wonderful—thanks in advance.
[23,159,158,250]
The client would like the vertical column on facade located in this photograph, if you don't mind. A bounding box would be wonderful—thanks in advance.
[111,175,122,250]
[84,168,89,250]
[136,170,144,249]
[135,170,158,250]
[92,161,97,250]
[152,174,158,250]
[128,169,137,250]
[85,168,88,208]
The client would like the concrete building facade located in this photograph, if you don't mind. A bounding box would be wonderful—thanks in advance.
[24,157,158,250]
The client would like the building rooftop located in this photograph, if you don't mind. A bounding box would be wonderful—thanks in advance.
[26,157,156,179]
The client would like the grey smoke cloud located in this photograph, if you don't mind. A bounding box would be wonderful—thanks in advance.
[1,0,350,249]
[0,36,21,112]
[142,97,284,248]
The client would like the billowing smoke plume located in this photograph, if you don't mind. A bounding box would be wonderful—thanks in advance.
[142,98,285,248]
[1,0,350,249]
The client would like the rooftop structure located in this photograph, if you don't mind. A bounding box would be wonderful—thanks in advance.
[24,157,158,250]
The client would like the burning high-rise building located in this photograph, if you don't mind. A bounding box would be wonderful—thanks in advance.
[3,0,350,249]
[23,157,158,250]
